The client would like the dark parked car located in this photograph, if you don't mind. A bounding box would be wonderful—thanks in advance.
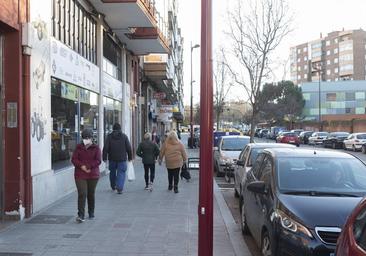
[240,148,366,256]
[254,128,262,137]
[323,132,350,149]
[336,197,366,256]
[299,131,314,144]
[258,129,269,138]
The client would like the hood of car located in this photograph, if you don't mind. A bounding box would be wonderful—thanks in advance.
[221,150,241,160]
[278,194,362,229]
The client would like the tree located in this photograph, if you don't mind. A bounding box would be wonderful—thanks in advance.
[225,0,293,142]
[213,49,233,130]
[258,81,305,128]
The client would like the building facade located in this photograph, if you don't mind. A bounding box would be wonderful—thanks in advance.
[0,0,183,220]
[291,29,366,85]
[302,81,366,122]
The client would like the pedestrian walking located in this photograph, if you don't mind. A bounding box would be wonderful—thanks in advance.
[159,131,187,193]
[102,123,132,194]
[136,132,160,191]
[71,128,101,222]
[151,126,160,145]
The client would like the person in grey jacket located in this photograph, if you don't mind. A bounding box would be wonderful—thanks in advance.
[136,132,160,190]
[103,123,132,194]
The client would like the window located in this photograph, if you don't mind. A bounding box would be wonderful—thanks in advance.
[340,54,353,62]
[340,64,354,72]
[334,38,338,44]
[327,70,331,75]
[297,58,301,63]
[297,66,301,71]
[346,92,355,101]
[334,58,339,63]
[104,97,122,140]
[326,50,331,56]
[297,75,301,80]
[334,48,338,54]
[339,42,353,52]
[353,208,366,251]
[303,47,307,52]
[103,31,122,80]
[252,153,266,180]
[326,93,336,101]
[52,0,97,63]
[51,78,99,170]
[345,108,355,114]
[326,40,330,46]
[304,74,308,79]
[334,67,338,73]
[297,48,301,54]
[327,60,331,65]
[304,65,308,70]
[304,56,307,61]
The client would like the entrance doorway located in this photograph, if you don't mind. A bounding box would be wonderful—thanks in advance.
[0,34,3,219]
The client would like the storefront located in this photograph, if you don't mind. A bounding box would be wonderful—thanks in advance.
[102,72,123,141]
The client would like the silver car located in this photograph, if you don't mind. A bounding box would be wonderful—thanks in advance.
[308,132,329,145]
[214,136,250,177]
[234,143,295,197]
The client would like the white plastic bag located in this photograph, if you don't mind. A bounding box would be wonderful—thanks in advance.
[127,161,135,181]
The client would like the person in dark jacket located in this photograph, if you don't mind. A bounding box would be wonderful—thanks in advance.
[136,132,160,190]
[102,123,132,194]
[71,128,101,222]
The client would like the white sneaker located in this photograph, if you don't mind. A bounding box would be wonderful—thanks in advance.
[149,182,153,191]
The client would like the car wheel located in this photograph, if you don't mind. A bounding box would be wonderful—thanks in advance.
[332,142,336,149]
[261,231,272,256]
[353,145,357,152]
[240,198,250,235]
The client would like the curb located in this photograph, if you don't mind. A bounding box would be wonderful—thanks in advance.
[213,180,252,256]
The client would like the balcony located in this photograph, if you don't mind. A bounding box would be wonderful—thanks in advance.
[90,0,170,55]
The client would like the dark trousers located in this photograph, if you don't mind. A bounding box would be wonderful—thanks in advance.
[144,164,155,185]
[75,179,98,218]
[109,161,127,191]
[167,168,180,188]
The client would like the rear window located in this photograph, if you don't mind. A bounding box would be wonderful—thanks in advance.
[283,133,297,137]
[221,138,250,151]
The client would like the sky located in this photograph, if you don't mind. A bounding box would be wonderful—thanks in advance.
[177,0,366,106]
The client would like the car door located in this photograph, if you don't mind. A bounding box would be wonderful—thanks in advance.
[344,134,353,149]
[251,155,274,243]
[235,146,250,193]
[244,153,266,243]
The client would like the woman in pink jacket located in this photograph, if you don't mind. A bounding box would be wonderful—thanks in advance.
[159,131,187,193]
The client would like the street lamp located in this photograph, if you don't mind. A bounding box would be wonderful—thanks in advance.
[190,42,200,148]
[312,63,322,131]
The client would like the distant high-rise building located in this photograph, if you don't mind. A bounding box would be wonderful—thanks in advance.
[290,29,366,85]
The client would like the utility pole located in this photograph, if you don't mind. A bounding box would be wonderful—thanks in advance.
[198,0,213,255]
[190,42,200,148]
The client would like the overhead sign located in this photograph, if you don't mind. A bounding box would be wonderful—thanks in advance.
[50,37,100,93]
[102,72,123,101]
[153,92,166,100]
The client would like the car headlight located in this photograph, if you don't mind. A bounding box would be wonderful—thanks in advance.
[272,210,313,238]
[220,153,233,165]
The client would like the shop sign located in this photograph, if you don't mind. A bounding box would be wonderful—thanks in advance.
[50,37,100,93]
[102,72,123,101]
[153,92,166,100]
[61,82,78,101]
[159,105,174,113]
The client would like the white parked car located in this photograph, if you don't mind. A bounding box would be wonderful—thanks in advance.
[234,143,295,198]
[213,136,250,177]
[308,132,329,145]
[343,133,366,151]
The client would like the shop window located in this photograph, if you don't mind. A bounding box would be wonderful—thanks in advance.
[346,92,355,101]
[345,108,355,114]
[103,97,122,142]
[51,78,99,170]
[326,93,336,101]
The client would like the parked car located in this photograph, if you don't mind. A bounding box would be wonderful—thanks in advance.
[268,126,286,140]
[258,129,269,138]
[213,136,250,177]
[299,131,314,144]
[323,132,350,149]
[276,132,300,146]
[291,129,304,136]
[254,128,262,137]
[240,148,366,255]
[234,143,295,198]
[308,132,329,145]
[336,197,366,256]
[343,133,366,151]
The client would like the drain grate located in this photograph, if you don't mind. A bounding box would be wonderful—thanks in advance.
[26,215,73,224]
[0,253,32,256]
[63,234,82,238]
[217,183,235,189]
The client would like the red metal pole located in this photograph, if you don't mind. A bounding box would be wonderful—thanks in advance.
[198,0,213,255]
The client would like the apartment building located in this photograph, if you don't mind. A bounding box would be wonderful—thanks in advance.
[290,29,366,84]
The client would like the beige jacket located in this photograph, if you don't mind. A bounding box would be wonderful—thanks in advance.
[159,138,187,169]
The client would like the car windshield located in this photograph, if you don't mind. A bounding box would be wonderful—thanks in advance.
[331,132,349,137]
[277,157,366,196]
[317,132,329,136]
[221,138,249,151]
[283,132,297,137]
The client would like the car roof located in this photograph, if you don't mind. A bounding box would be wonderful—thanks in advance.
[352,132,366,135]
[263,148,355,159]
[246,143,296,149]
[221,135,250,139]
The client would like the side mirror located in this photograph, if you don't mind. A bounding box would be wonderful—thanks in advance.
[236,160,245,166]
[213,147,218,151]
[247,181,267,194]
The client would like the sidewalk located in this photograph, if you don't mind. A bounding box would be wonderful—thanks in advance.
[0,148,249,256]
